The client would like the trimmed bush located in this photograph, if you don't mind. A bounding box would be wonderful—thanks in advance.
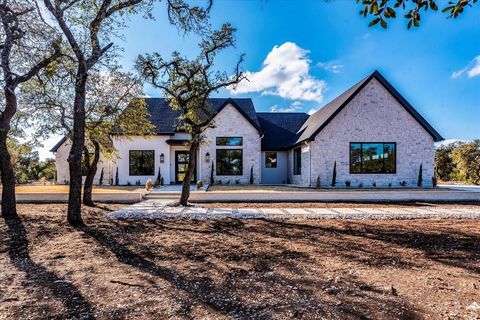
[250,165,254,184]
[115,167,119,186]
[316,176,321,189]
[331,161,337,187]
[99,168,104,186]
[145,179,153,191]
[417,163,423,187]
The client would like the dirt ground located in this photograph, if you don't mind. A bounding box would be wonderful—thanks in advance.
[8,185,142,193]
[1,204,479,319]
[201,201,480,209]
[206,185,451,192]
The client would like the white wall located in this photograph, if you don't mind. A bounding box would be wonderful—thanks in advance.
[199,103,261,184]
[308,78,435,187]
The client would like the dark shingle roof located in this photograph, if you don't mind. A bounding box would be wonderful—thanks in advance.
[145,98,262,134]
[257,112,310,150]
[296,70,444,144]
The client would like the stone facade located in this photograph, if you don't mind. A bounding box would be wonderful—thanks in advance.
[304,78,435,188]
[199,103,261,184]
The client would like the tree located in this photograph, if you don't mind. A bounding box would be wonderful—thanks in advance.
[0,1,61,217]
[138,24,245,206]
[26,66,155,205]
[358,0,478,29]
[451,140,480,185]
[43,0,212,224]
[435,142,459,181]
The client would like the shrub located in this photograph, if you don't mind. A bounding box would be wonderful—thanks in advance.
[160,177,164,186]
[99,168,104,186]
[115,167,119,186]
[135,180,141,186]
[197,180,203,190]
[400,181,407,187]
[331,161,337,187]
[417,163,423,187]
[127,181,131,186]
[372,181,376,187]
[145,179,153,191]
[358,182,363,188]
[226,180,230,184]
[39,176,46,185]
[250,165,254,184]
[235,179,240,184]
[432,176,437,187]
[388,182,392,187]
[154,167,161,187]
[316,176,321,189]
[345,180,351,187]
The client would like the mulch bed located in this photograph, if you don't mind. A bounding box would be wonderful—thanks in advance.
[1,204,479,319]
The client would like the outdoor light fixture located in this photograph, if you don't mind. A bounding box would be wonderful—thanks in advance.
[160,153,164,163]
[205,152,210,162]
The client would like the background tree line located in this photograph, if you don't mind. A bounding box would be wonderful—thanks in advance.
[435,140,480,185]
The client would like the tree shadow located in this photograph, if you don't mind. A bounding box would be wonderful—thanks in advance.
[77,218,419,319]
[254,219,480,274]
[3,215,95,319]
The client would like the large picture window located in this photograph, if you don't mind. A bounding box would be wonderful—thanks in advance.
[293,147,301,175]
[129,150,155,176]
[216,149,242,175]
[265,152,277,168]
[216,137,243,146]
[350,143,396,174]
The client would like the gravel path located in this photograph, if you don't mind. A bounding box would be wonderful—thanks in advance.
[107,200,480,220]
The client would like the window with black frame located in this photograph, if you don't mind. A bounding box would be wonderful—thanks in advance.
[216,149,242,175]
[350,143,396,173]
[265,151,277,168]
[129,150,155,176]
[216,137,243,146]
[293,147,301,175]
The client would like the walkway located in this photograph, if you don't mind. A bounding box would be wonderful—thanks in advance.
[107,200,480,220]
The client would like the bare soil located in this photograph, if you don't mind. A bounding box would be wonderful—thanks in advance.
[1,204,479,319]
[201,201,480,209]
[3,185,142,193]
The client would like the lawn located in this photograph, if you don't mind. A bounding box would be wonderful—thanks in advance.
[10,185,142,193]
[1,204,479,319]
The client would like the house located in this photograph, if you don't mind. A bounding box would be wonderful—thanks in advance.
[51,70,443,187]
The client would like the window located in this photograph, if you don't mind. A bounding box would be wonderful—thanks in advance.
[293,147,301,175]
[265,152,277,168]
[216,137,243,146]
[216,149,242,175]
[129,150,155,176]
[350,143,396,174]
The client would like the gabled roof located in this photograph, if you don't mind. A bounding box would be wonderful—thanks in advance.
[296,70,444,143]
[257,112,310,150]
[145,97,262,135]
[50,136,67,152]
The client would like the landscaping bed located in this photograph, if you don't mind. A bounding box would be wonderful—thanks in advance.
[1,204,479,319]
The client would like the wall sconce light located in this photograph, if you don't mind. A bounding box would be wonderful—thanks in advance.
[205,152,210,163]
[160,153,164,163]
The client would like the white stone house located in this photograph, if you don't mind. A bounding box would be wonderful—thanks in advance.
[51,71,443,187]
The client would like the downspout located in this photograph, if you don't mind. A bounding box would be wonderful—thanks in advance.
[259,133,264,184]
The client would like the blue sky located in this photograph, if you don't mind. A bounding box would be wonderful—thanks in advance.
[40,0,480,159]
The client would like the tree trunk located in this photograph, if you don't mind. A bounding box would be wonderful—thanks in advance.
[67,68,87,225]
[83,140,100,206]
[0,131,16,217]
[179,142,198,206]
[0,91,17,217]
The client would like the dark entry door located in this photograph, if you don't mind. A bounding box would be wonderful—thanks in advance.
[175,151,194,184]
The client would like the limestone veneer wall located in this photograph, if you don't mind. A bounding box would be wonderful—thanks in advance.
[199,103,261,184]
[308,78,435,187]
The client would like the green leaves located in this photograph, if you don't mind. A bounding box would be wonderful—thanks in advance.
[359,0,477,29]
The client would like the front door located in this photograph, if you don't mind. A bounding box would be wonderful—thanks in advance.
[175,151,195,184]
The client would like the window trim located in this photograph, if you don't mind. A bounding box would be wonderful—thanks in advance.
[293,147,302,175]
[129,150,155,176]
[349,142,397,174]
[265,151,277,168]
[216,137,243,146]
[216,149,243,176]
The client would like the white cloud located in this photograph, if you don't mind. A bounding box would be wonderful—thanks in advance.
[452,55,480,79]
[307,108,318,115]
[230,42,327,102]
[269,101,303,113]
[317,61,344,74]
